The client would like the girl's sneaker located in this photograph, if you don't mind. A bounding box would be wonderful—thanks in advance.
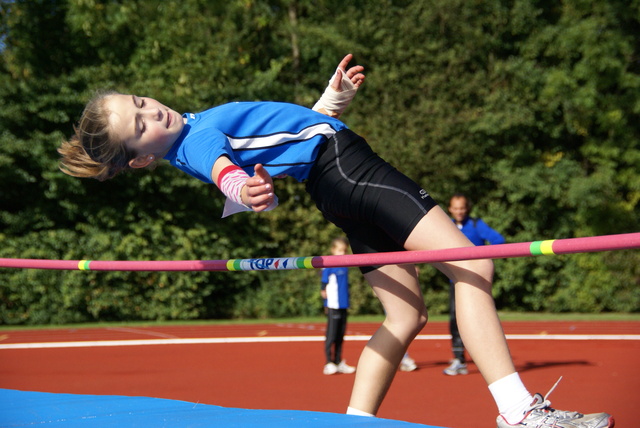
[323,362,338,375]
[400,355,418,372]
[496,391,614,427]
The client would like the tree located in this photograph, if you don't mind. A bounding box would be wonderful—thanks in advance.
[1,0,638,324]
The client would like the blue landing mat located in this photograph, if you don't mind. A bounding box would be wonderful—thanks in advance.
[0,389,445,427]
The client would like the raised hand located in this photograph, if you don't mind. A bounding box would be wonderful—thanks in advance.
[331,53,365,92]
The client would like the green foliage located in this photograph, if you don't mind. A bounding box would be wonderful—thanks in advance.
[1,0,638,324]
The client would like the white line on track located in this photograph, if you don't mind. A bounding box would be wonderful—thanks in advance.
[1,334,638,350]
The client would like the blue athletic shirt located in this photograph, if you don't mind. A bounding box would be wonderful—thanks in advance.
[163,101,348,183]
[321,267,350,310]
[455,217,505,246]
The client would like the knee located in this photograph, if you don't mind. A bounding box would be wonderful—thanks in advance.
[388,304,428,338]
[457,258,495,286]
[480,260,495,289]
[418,306,428,329]
[409,308,428,338]
[406,306,429,337]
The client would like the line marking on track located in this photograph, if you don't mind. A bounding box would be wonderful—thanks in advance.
[0,334,638,350]
[105,327,180,339]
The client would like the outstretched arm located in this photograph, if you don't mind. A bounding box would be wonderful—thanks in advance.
[313,53,365,118]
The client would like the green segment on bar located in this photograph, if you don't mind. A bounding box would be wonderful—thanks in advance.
[529,240,556,256]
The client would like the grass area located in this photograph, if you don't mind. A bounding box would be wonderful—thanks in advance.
[1,312,639,331]
[495,312,640,322]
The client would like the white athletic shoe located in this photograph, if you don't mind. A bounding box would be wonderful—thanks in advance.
[400,355,418,372]
[337,360,356,374]
[496,378,614,428]
[443,358,468,376]
[323,362,338,375]
[496,393,614,427]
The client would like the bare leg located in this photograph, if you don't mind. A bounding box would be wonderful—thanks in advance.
[348,264,427,414]
[404,206,515,385]
[348,206,516,415]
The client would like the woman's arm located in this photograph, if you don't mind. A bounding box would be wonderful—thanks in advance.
[211,156,276,214]
[209,56,365,216]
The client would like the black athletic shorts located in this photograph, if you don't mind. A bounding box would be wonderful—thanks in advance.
[306,129,438,273]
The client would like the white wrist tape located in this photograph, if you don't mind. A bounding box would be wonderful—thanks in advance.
[312,67,358,116]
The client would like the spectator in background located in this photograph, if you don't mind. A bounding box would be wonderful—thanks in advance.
[321,237,356,375]
[444,194,505,376]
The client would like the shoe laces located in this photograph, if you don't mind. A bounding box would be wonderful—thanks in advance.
[529,376,563,412]
[526,376,585,422]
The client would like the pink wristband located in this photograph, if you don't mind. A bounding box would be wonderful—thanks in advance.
[217,165,250,207]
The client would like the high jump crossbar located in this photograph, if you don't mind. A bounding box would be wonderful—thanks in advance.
[0,232,638,272]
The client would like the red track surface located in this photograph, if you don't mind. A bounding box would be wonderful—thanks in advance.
[1,321,637,428]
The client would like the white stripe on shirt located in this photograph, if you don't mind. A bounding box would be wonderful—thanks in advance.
[227,123,337,151]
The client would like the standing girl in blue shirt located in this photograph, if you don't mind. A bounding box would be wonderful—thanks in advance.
[321,236,356,375]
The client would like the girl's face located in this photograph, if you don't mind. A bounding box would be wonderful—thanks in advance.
[331,242,348,256]
[106,94,185,163]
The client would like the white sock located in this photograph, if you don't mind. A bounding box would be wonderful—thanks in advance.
[346,407,375,417]
[488,373,534,424]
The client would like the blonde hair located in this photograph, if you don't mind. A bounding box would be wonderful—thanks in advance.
[58,90,136,181]
[331,236,349,248]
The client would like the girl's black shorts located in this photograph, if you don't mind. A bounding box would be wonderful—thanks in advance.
[306,129,437,273]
